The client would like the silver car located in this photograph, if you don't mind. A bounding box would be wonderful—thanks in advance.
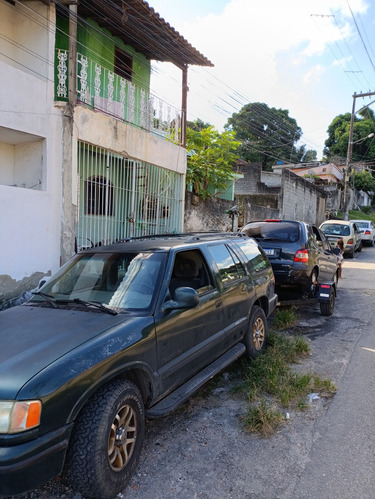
[350,220,375,247]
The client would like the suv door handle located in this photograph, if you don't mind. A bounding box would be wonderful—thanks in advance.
[215,300,222,308]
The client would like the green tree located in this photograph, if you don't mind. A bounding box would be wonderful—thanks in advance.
[225,102,316,169]
[186,124,241,199]
[296,144,317,163]
[323,109,375,162]
[187,118,211,131]
[353,169,375,196]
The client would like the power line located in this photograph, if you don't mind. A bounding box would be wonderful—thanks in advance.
[346,0,375,75]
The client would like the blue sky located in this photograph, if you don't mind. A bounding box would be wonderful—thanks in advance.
[149,0,375,160]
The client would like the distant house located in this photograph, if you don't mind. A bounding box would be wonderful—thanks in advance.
[272,162,343,184]
[0,0,212,306]
[272,161,373,210]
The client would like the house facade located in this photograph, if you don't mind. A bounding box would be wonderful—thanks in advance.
[0,0,212,307]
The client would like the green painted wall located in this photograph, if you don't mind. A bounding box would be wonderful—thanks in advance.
[55,13,151,100]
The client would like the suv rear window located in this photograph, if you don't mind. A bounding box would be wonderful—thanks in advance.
[355,221,370,229]
[243,221,300,242]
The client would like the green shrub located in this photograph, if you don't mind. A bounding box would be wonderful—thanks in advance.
[361,205,371,215]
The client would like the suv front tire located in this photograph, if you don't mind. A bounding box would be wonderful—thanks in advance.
[64,380,145,498]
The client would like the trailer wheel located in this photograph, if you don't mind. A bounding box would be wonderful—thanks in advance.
[320,287,335,316]
[302,269,318,298]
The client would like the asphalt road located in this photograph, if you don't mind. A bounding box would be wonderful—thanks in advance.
[290,246,375,498]
[21,246,375,499]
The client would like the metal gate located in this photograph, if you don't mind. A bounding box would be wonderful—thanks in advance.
[76,142,184,251]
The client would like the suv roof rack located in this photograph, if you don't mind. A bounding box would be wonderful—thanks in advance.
[116,232,247,244]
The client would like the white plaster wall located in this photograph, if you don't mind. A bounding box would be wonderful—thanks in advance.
[0,143,14,185]
[0,1,50,80]
[261,171,281,187]
[0,2,63,285]
[74,107,186,175]
[0,186,59,280]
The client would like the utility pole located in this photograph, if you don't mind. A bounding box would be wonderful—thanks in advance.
[181,64,188,148]
[68,2,78,106]
[343,90,375,220]
[343,94,356,220]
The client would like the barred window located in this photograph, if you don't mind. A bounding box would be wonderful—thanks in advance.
[85,176,114,216]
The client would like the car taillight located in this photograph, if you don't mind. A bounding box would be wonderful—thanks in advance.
[294,249,309,262]
[365,230,371,235]
[347,238,354,244]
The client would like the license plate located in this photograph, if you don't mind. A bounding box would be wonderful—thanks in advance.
[264,248,275,256]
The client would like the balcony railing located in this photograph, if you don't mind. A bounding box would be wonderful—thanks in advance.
[56,49,183,144]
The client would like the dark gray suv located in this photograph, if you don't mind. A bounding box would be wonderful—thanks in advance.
[242,220,339,298]
[0,232,277,498]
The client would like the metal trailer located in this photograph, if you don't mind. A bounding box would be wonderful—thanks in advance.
[277,281,336,316]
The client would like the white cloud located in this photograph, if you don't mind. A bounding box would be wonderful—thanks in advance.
[302,64,325,84]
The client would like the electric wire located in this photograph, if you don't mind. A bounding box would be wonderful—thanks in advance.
[346,0,375,75]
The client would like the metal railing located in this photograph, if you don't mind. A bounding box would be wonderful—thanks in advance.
[56,49,183,144]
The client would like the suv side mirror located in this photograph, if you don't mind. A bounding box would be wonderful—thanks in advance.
[163,287,199,311]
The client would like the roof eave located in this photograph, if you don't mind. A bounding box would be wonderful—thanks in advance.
[75,0,213,68]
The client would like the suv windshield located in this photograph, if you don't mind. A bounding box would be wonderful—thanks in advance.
[30,252,166,313]
[320,223,350,236]
[243,221,300,242]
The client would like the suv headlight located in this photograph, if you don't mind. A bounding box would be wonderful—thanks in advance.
[0,400,41,434]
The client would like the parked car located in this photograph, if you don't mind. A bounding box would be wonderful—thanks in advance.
[0,232,277,498]
[319,220,362,257]
[241,219,339,298]
[350,219,375,247]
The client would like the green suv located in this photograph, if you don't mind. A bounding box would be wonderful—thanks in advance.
[0,233,277,498]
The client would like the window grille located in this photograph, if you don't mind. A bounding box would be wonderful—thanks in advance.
[76,142,184,251]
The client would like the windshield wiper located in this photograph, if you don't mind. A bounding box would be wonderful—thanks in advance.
[32,291,59,309]
[73,298,118,316]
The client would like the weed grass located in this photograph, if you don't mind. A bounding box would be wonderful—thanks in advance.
[272,306,297,330]
[239,330,336,436]
[335,208,375,223]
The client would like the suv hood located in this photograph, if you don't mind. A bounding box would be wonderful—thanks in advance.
[0,305,134,399]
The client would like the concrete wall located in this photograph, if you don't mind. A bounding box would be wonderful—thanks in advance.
[0,2,63,307]
[184,192,238,232]
[261,171,282,187]
[323,185,342,213]
[185,162,326,236]
[235,197,280,228]
[233,161,327,227]
[73,106,186,174]
[280,169,326,224]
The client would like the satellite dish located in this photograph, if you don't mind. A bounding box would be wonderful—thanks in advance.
[308,169,315,175]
